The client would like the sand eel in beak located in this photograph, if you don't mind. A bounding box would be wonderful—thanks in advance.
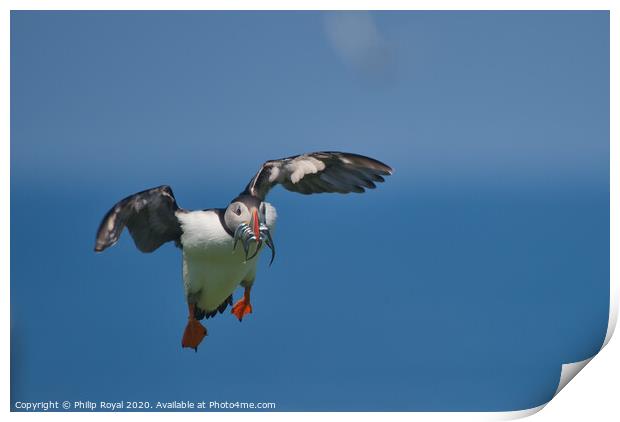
[94,151,392,351]
[233,204,275,264]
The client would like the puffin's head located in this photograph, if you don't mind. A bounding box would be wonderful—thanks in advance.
[224,194,275,264]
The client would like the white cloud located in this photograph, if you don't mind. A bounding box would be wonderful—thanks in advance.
[323,12,393,77]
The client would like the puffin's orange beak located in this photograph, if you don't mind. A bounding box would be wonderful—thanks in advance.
[251,208,260,241]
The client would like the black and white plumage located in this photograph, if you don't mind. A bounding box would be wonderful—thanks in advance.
[243,151,391,199]
[94,151,392,350]
[94,185,182,253]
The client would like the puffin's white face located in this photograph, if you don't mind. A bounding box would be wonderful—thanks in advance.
[224,199,275,263]
[224,201,252,231]
[224,201,268,231]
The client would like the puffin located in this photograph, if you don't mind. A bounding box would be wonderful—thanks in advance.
[94,151,392,351]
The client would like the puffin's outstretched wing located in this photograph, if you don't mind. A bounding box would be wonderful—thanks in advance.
[243,151,393,200]
[94,185,183,253]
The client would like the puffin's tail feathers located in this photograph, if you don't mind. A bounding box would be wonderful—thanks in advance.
[195,295,233,320]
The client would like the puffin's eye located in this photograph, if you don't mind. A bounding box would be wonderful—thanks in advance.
[234,207,242,216]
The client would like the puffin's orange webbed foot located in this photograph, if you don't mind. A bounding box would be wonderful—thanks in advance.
[231,299,252,322]
[182,304,207,351]
[231,287,252,322]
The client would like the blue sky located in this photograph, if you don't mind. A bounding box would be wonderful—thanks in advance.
[11,11,609,411]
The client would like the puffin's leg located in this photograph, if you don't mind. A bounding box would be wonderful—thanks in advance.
[231,285,253,322]
[181,303,207,352]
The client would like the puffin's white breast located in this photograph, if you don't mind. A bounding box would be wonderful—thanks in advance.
[176,205,276,311]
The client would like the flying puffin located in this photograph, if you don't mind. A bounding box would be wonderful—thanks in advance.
[94,151,392,351]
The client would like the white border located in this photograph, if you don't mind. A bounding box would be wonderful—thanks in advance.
[3,1,617,420]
